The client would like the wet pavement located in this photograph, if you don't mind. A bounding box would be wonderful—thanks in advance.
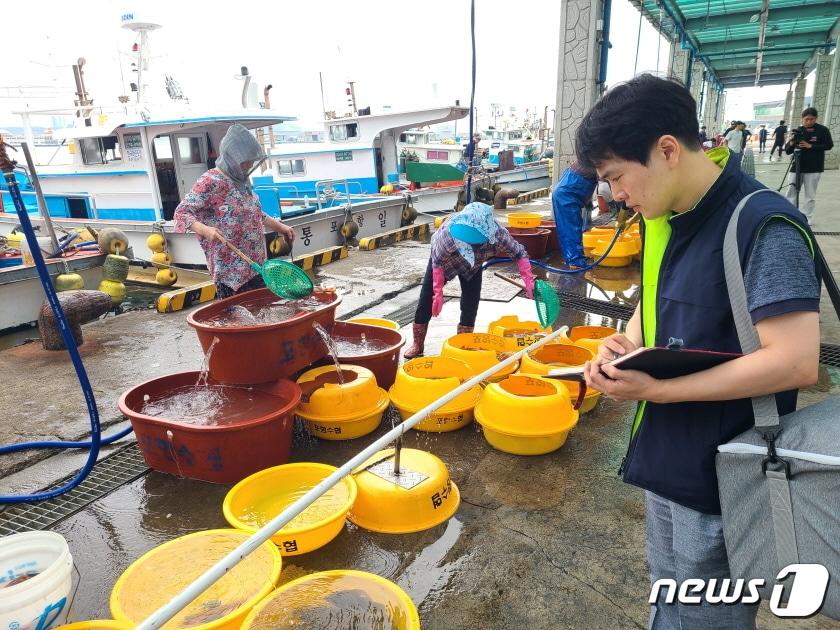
[4,160,840,628]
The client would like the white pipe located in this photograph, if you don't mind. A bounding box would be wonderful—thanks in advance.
[136,325,569,629]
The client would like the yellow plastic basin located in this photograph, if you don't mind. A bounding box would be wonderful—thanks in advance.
[475,375,578,455]
[441,332,518,381]
[592,235,639,267]
[518,343,602,413]
[507,212,542,228]
[567,325,617,355]
[223,463,357,556]
[486,315,551,351]
[389,356,482,432]
[242,570,420,630]
[110,529,281,630]
[295,365,389,440]
[346,317,400,330]
[349,448,460,533]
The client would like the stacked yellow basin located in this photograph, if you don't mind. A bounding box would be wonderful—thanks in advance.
[519,343,602,413]
[591,233,640,267]
[295,365,389,440]
[582,227,616,255]
[565,325,617,356]
[389,356,482,432]
[486,315,552,351]
[475,374,578,455]
[441,332,518,382]
[349,448,460,534]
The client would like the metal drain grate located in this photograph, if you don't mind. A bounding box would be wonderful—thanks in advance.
[554,291,635,321]
[380,302,421,328]
[820,344,840,368]
[0,443,148,535]
[813,232,840,236]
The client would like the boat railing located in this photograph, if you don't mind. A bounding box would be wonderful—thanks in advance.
[314,179,355,211]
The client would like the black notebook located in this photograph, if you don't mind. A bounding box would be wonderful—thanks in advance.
[545,346,741,381]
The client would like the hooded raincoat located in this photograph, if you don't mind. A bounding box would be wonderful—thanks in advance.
[174,125,269,291]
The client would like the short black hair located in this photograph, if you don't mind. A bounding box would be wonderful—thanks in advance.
[575,74,701,169]
[780,120,785,125]
[802,107,818,118]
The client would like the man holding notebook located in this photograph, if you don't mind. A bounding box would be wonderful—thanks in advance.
[575,74,820,629]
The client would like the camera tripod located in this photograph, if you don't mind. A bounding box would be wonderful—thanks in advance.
[776,146,802,209]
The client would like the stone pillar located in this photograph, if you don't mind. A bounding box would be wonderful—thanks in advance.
[812,50,833,119]
[689,60,705,118]
[703,83,719,133]
[783,90,793,126]
[712,90,727,130]
[669,45,691,85]
[552,0,605,181]
[823,47,840,170]
[791,78,807,122]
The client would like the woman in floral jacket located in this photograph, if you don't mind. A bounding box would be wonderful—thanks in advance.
[174,124,296,298]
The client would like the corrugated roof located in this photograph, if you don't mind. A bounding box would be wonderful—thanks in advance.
[632,0,839,87]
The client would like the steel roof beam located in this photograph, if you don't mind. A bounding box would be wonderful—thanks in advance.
[698,32,830,54]
[754,0,771,85]
[716,64,803,78]
[723,75,798,87]
[705,42,835,58]
[685,3,838,30]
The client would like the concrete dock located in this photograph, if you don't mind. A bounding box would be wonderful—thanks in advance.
[2,157,839,628]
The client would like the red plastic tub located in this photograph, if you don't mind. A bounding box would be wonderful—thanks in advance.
[316,321,406,389]
[540,220,557,253]
[187,288,342,385]
[507,228,551,259]
[118,371,301,484]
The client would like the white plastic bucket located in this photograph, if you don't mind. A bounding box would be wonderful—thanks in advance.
[0,532,74,630]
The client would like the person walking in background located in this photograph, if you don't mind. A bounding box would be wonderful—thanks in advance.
[698,126,708,144]
[770,120,787,160]
[740,122,751,150]
[722,120,745,168]
[758,125,768,153]
[785,107,834,223]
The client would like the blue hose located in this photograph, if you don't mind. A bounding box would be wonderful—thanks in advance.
[1,171,113,503]
[0,426,133,456]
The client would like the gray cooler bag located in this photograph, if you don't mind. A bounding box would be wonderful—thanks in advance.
[716,189,840,619]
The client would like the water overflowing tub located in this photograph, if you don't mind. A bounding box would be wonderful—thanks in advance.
[118,371,301,483]
[187,288,341,385]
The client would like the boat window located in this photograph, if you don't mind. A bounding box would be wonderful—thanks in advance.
[177,137,203,165]
[153,137,173,160]
[277,159,305,176]
[79,136,122,165]
[329,123,359,142]
[508,131,523,140]
[426,150,448,161]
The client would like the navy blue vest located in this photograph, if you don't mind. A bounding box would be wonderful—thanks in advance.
[623,156,817,514]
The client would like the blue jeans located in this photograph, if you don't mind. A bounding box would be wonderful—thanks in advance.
[645,491,758,630]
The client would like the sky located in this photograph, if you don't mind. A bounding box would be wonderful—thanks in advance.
[1,0,814,131]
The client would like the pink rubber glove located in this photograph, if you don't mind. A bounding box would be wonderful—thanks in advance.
[517,258,535,300]
[432,266,445,317]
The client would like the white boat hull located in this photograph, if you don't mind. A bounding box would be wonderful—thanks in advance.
[0,255,106,331]
[0,195,410,267]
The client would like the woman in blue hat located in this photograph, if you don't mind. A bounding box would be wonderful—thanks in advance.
[404,202,535,358]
